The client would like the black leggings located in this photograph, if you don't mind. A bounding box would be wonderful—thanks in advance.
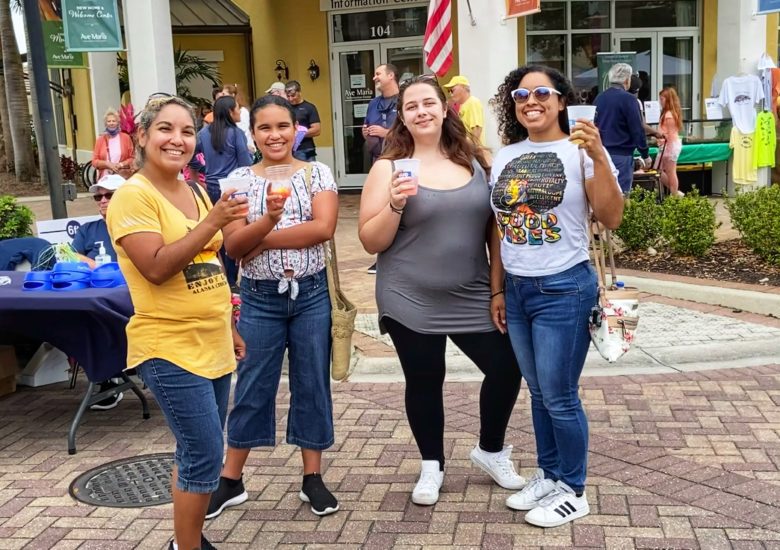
[383,317,522,468]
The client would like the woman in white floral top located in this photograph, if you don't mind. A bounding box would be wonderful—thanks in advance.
[206,95,340,519]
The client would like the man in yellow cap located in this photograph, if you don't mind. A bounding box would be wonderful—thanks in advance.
[443,75,485,144]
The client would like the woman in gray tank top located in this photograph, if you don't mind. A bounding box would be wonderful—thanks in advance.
[358,75,524,507]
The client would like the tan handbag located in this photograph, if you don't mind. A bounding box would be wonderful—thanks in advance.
[303,165,357,381]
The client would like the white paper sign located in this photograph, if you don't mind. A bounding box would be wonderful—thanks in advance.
[350,74,366,89]
[353,103,368,118]
[643,101,661,124]
[705,97,725,120]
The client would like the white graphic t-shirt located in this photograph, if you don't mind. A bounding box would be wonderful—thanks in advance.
[490,138,618,277]
[719,75,764,133]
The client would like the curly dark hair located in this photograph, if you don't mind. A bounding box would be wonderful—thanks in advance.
[380,75,490,174]
[491,65,577,145]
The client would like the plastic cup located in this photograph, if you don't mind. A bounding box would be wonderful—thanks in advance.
[568,105,597,145]
[265,164,293,199]
[218,177,251,198]
[393,158,420,196]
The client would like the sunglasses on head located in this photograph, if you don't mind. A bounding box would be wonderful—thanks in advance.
[92,191,114,202]
[511,86,562,104]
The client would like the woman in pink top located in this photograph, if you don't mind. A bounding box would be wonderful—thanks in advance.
[657,87,684,196]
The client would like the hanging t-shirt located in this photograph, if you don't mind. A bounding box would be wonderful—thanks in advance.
[753,111,776,169]
[719,75,764,133]
[729,127,758,184]
[490,138,618,277]
[106,174,235,379]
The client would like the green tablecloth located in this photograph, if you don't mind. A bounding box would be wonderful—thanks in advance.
[647,142,732,164]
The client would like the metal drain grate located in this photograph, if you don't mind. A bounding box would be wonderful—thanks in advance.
[69,453,173,507]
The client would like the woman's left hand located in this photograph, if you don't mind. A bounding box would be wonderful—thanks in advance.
[569,119,607,161]
[232,325,246,361]
[490,293,507,335]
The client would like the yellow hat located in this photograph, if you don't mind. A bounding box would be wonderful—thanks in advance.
[443,75,470,88]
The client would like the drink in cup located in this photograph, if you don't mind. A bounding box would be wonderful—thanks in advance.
[393,158,420,196]
[265,164,293,199]
[567,105,597,145]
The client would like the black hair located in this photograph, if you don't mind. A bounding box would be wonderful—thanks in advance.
[211,85,222,101]
[250,95,296,130]
[285,80,301,93]
[210,95,238,153]
[491,65,576,145]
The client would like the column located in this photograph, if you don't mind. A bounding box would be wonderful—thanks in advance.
[122,0,176,109]
[456,0,518,152]
[716,0,767,77]
[88,52,121,136]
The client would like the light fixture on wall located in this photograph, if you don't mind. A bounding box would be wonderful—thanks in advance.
[308,59,320,81]
[274,59,289,81]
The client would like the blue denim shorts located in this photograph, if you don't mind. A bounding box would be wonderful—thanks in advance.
[137,358,231,494]
[227,269,334,450]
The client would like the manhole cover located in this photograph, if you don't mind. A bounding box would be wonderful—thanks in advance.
[69,453,173,507]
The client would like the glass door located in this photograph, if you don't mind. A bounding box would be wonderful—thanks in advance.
[382,42,426,83]
[614,32,655,103]
[658,32,699,122]
[330,45,380,188]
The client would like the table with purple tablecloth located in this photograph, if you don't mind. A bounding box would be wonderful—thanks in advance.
[0,271,149,453]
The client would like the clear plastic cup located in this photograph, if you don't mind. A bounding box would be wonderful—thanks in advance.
[218,177,251,198]
[265,164,293,199]
[393,158,420,196]
[568,105,597,145]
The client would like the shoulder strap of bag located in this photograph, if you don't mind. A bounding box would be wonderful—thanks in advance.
[581,149,618,294]
[187,180,208,207]
[303,164,342,292]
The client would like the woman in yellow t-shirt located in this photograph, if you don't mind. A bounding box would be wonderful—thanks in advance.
[106,96,250,550]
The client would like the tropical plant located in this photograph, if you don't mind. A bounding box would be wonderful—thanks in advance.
[117,48,221,106]
[0,0,35,180]
[0,195,34,239]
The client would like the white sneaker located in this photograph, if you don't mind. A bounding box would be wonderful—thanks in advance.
[411,460,443,506]
[505,468,557,511]
[524,480,589,528]
[469,445,526,490]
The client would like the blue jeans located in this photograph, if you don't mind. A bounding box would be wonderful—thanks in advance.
[137,358,232,494]
[227,269,334,450]
[504,261,598,493]
[610,154,635,194]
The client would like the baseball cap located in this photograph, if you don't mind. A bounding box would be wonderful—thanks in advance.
[265,82,286,93]
[89,173,125,194]
[443,75,470,88]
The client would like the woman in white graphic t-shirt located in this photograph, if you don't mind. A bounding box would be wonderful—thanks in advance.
[489,65,623,529]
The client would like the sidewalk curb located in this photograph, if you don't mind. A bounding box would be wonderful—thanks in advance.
[620,274,780,317]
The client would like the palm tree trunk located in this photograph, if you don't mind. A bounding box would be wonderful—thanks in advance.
[0,0,35,181]
[20,1,46,185]
[0,39,14,172]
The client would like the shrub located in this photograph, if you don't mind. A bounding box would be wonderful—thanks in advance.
[660,188,717,256]
[0,195,34,240]
[614,186,663,250]
[60,155,77,181]
[726,184,780,265]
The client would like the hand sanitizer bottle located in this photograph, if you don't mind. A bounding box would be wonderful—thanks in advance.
[95,241,111,266]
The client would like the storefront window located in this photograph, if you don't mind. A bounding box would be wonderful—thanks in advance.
[332,7,427,43]
[527,35,566,73]
[571,1,610,30]
[527,2,567,31]
[615,1,696,28]
[571,33,610,104]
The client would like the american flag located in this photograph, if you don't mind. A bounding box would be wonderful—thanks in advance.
[423,0,453,77]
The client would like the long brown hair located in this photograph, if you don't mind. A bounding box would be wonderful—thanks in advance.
[659,86,682,132]
[380,75,490,174]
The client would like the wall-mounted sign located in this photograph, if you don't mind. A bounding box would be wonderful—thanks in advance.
[62,0,123,52]
[40,1,86,68]
[757,0,780,15]
[505,0,541,19]
[321,0,426,12]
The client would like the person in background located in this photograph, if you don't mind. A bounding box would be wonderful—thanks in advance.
[443,75,485,144]
[593,63,651,194]
[202,86,224,126]
[192,95,254,290]
[285,80,321,161]
[266,82,287,97]
[221,83,255,153]
[491,65,622,528]
[92,108,134,180]
[658,86,684,196]
[629,75,663,140]
[107,95,247,550]
[363,63,400,275]
[358,75,524,507]
[206,95,340,519]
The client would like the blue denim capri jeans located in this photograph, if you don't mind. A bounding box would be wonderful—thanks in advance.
[137,358,232,494]
[227,269,334,450]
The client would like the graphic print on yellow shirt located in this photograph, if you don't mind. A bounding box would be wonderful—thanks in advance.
[491,152,565,246]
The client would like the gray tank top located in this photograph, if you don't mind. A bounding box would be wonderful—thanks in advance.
[377,161,495,334]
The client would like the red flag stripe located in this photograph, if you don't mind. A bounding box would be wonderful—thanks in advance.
[424,0,453,77]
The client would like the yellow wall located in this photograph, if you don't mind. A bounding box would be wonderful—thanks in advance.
[173,34,250,104]
[767,13,779,63]
[701,0,717,112]
[64,68,96,156]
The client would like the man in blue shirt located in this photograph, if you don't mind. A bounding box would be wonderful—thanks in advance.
[73,173,126,410]
[363,63,399,164]
[594,63,652,194]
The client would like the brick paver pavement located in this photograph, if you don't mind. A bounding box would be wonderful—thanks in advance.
[1,363,779,549]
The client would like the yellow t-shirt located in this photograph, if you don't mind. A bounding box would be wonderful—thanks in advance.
[729,127,757,185]
[459,95,485,145]
[106,174,235,379]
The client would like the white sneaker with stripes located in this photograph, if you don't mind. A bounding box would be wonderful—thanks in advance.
[524,480,589,528]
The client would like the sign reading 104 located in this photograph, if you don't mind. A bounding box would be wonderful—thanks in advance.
[370,25,391,38]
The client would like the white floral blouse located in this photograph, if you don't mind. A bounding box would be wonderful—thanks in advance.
[229,162,338,282]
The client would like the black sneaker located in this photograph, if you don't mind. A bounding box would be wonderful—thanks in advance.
[168,534,217,549]
[299,473,339,516]
[205,476,248,519]
[90,382,124,411]
[367,263,377,274]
